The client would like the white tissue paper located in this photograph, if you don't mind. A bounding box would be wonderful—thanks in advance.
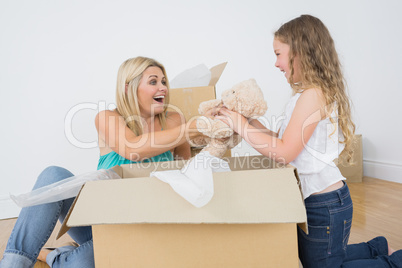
[151,151,231,208]
[169,64,211,89]
[10,169,121,208]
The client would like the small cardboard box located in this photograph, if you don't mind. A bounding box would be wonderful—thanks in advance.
[59,155,306,268]
[168,62,227,122]
[168,62,231,157]
[337,134,363,183]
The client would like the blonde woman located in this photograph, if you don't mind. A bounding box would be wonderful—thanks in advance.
[96,56,192,169]
[216,15,402,267]
[0,57,201,268]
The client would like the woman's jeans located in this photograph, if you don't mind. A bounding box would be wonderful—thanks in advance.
[0,166,94,268]
[298,181,402,268]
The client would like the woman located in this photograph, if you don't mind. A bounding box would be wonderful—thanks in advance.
[0,56,202,268]
[97,56,193,168]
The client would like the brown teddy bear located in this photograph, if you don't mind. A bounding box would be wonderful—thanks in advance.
[191,78,268,158]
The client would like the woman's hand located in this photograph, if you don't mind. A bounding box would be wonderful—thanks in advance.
[215,108,248,136]
[185,117,204,140]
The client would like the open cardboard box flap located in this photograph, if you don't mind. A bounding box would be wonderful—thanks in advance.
[208,62,227,86]
[58,155,307,239]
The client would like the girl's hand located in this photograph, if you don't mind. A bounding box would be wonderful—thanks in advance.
[215,108,248,135]
[204,106,222,119]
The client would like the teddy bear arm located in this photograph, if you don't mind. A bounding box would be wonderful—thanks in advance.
[201,139,228,158]
[198,99,223,115]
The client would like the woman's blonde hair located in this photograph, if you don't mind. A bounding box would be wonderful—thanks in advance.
[274,15,356,163]
[115,56,170,136]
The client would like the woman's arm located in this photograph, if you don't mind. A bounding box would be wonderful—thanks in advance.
[217,88,325,164]
[95,110,198,162]
[166,112,191,160]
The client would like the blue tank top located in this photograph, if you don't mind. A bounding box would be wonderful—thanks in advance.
[97,150,174,170]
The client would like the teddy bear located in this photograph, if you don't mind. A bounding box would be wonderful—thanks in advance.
[191,78,268,158]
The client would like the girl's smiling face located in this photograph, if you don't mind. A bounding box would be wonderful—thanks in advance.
[273,38,301,83]
[137,66,167,118]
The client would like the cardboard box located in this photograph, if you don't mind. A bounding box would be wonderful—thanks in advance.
[168,62,231,157]
[337,134,363,183]
[190,146,231,158]
[168,62,227,122]
[59,155,306,268]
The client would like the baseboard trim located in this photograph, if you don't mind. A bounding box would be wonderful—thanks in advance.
[0,195,20,220]
[363,159,402,184]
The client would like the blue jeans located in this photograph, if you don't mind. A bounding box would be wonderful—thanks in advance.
[298,181,402,268]
[0,166,94,268]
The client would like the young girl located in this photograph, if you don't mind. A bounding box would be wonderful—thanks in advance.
[0,56,202,268]
[217,15,402,268]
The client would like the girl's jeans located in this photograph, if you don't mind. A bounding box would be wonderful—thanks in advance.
[298,181,402,268]
[0,166,94,268]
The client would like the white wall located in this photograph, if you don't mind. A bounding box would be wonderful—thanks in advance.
[1,0,401,219]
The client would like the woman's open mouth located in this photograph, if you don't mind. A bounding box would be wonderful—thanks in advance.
[153,95,165,103]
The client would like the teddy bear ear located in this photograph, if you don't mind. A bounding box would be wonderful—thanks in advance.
[239,79,268,117]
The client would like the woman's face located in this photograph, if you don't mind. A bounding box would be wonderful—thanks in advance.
[137,66,168,118]
[273,38,301,83]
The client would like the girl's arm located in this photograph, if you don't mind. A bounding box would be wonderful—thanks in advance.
[208,106,279,138]
[248,119,279,138]
[95,110,198,162]
[217,88,325,164]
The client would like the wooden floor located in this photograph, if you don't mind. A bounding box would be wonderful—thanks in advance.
[347,177,402,249]
[0,177,401,267]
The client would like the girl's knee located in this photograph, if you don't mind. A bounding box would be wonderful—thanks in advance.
[34,166,74,189]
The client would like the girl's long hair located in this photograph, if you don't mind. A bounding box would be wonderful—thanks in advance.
[275,15,356,163]
[115,56,170,136]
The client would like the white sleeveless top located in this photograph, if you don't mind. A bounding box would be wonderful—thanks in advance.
[278,93,346,199]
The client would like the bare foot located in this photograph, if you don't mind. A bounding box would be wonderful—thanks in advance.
[37,248,53,262]
[389,244,396,255]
